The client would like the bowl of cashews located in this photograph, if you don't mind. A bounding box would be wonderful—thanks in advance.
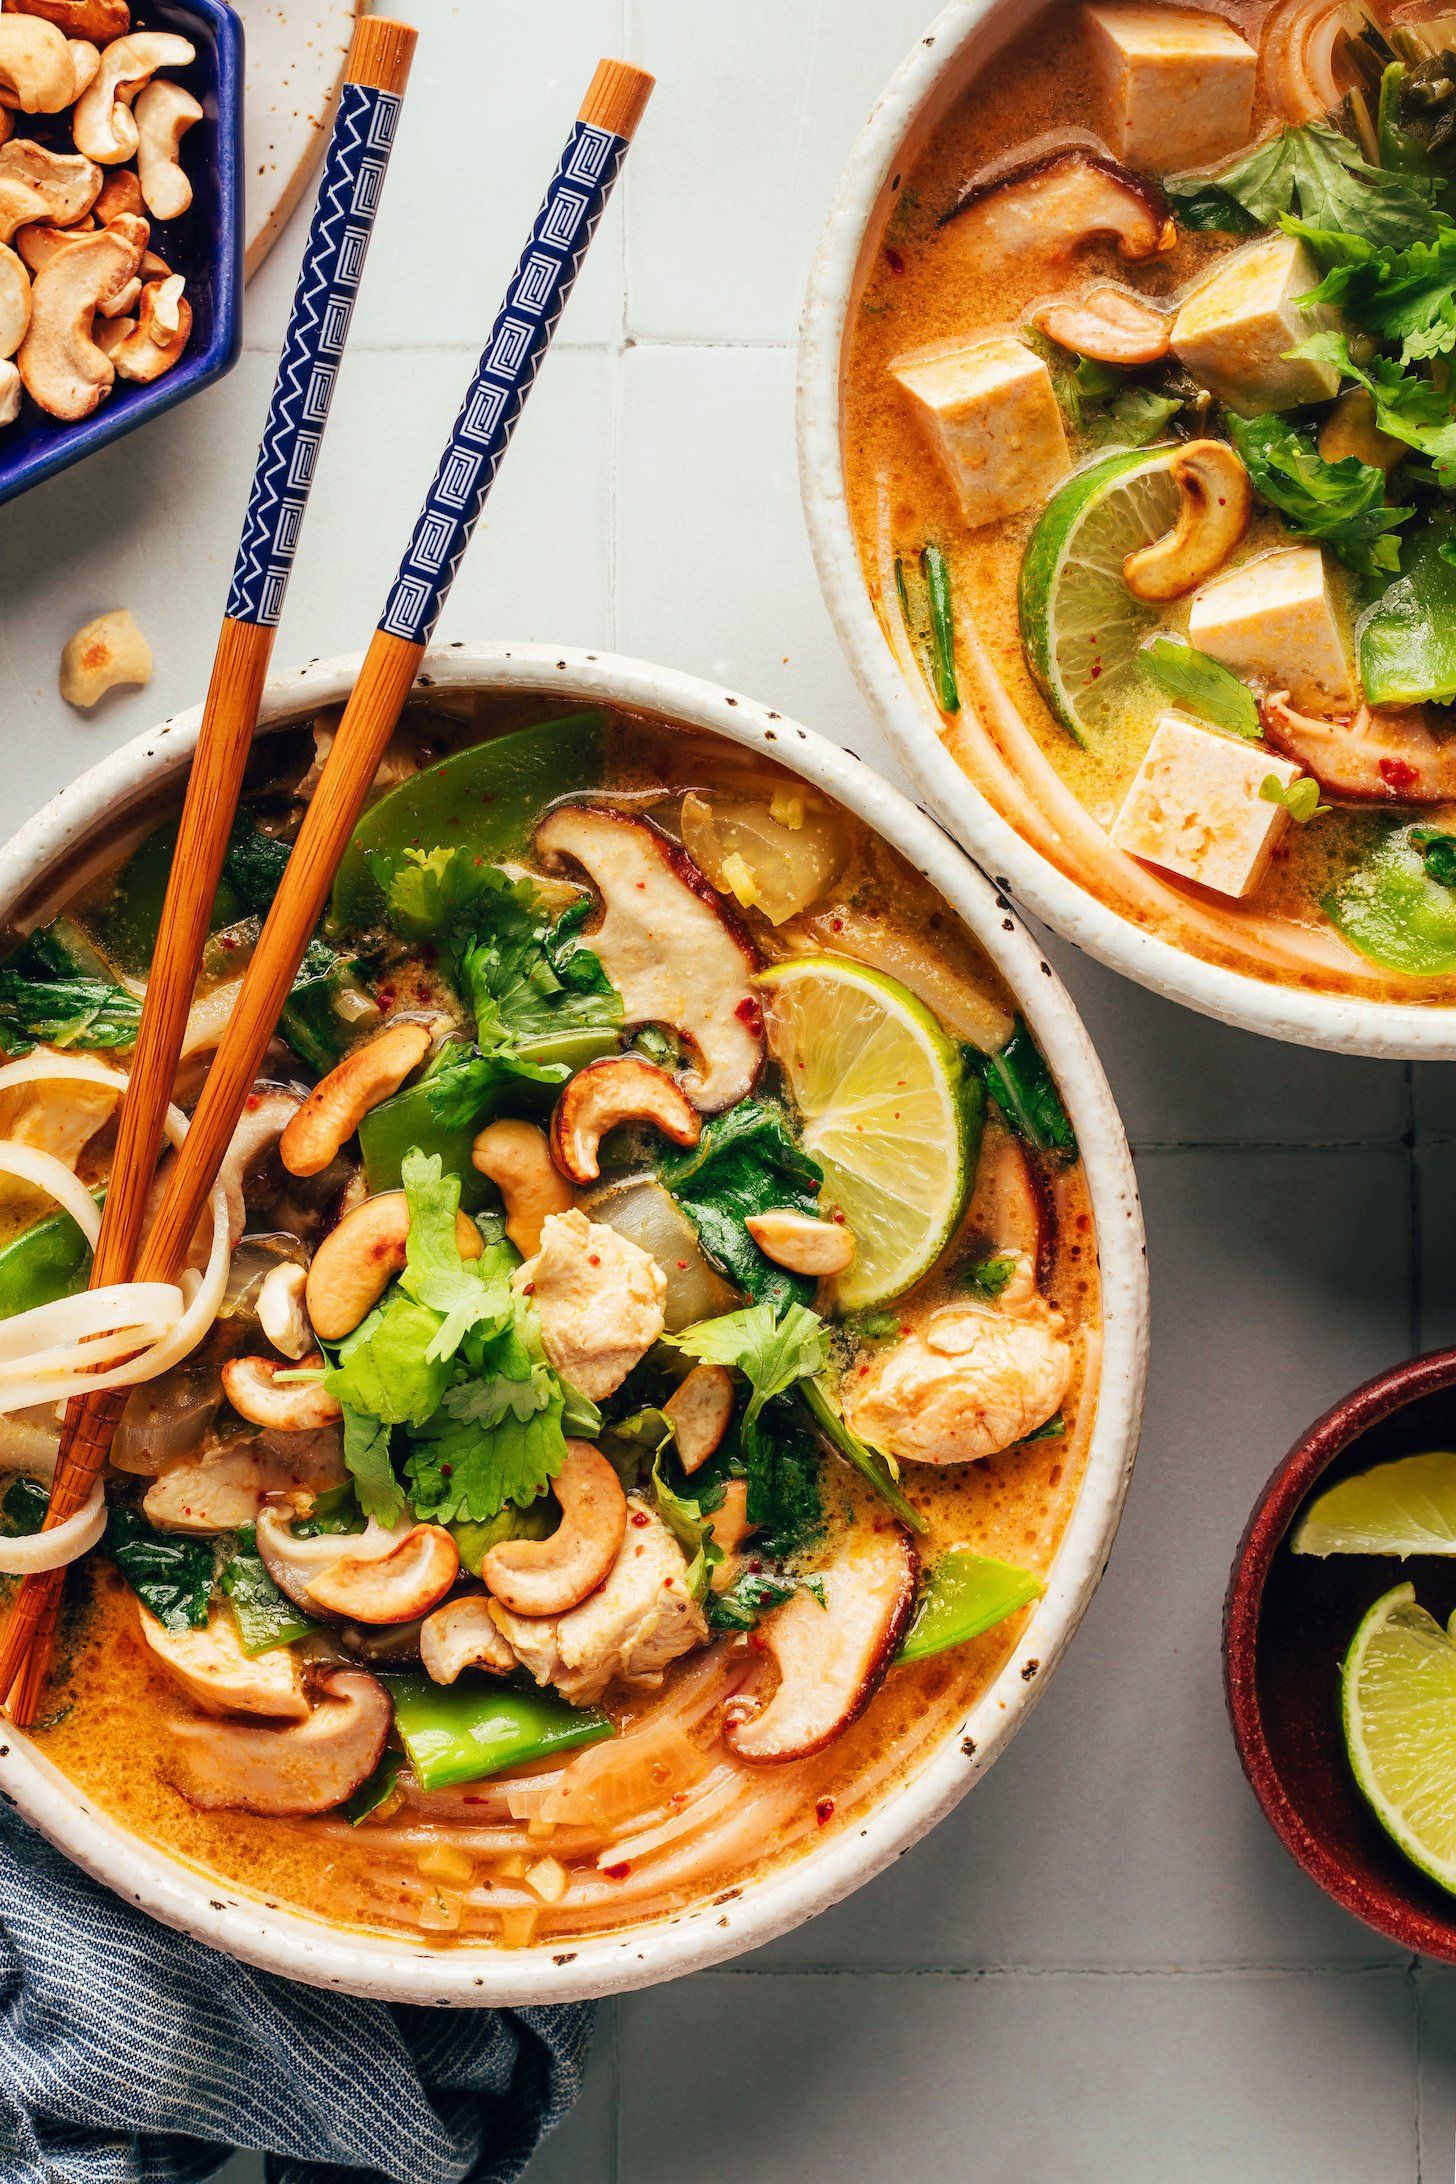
[0,0,241,509]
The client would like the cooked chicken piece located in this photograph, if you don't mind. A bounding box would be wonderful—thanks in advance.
[143,1425,345,1533]
[845,1256,1072,1463]
[139,1602,309,1720]
[490,1500,708,1705]
[514,1207,667,1402]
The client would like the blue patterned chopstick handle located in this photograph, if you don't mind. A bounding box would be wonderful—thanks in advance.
[379,119,628,646]
[227,82,403,628]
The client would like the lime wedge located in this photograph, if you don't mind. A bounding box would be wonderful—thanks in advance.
[1343,1582,1456,1893]
[1019,446,1182,746]
[757,956,971,1311]
[1292,1450,1456,1558]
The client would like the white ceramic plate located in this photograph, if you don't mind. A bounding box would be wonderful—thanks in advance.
[237,0,356,280]
[0,643,1147,2005]
[796,0,1456,1060]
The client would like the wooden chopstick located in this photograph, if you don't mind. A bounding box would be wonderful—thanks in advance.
[0,15,420,1722]
[0,55,653,1725]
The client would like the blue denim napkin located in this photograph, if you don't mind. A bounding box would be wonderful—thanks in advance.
[0,1804,595,2184]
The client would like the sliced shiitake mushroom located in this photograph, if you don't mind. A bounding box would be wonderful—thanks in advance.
[943,150,1177,263]
[163,1667,391,1816]
[725,1525,918,1764]
[1261,694,1456,802]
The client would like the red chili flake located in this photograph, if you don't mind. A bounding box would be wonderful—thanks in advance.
[816,1797,835,1826]
[521,1281,535,1295]
[220,934,235,951]
[440,1463,452,1476]
[636,880,647,890]
[630,1509,651,1528]
[883,245,905,274]
[1090,663,1102,681]
[245,1094,259,1111]
[734,996,762,1030]
[588,1253,601,1267]
[677,1260,688,1270]
[604,1861,632,1880]
[1380,756,1420,791]
[831,917,844,932]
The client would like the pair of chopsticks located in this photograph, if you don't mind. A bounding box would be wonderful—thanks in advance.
[0,42,654,1722]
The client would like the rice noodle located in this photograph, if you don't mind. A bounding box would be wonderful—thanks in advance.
[599,1761,748,1866]
[0,1144,103,1247]
[0,1473,104,1573]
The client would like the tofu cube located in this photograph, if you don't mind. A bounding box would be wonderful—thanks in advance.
[1171,233,1341,416]
[890,336,1071,530]
[1188,546,1353,711]
[1084,3,1256,172]
[1110,713,1301,898]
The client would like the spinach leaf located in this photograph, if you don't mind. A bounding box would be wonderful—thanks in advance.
[1,1476,49,1535]
[339,1406,404,1523]
[707,1570,799,1631]
[650,1440,724,1602]
[1357,511,1456,703]
[288,1480,365,1538]
[423,1044,571,1130]
[659,1101,825,1311]
[980,1020,1077,1160]
[1413,827,1456,886]
[1226,412,1413,579]
[1090,387,1183,449]
[742,1393,824,1558]
[1170,123,1443,248]
[1018,1412,1067,1445]
[1136,637,1262,736]
[0,971,141,1056]
[1162,177,1262,233]
[797,1377,927,1533]
[222,826,292,915]
[104,1505,213,1632]
[219,1523,318,1653]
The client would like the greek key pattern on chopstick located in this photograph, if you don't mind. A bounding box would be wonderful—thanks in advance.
[378,119,626,645]
[227,81,403,629]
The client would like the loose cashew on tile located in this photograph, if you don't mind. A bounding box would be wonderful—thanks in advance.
[73,31,194,162]
[221,1354,342,1432]
[0,240,29,357]
[0,14,75,112]
[91,162,139,221]
[280,1021,432,1179]
[59,605,150,706]
[0,138,101,224]
[306,1190,483,1342]
[111,270,187,379]
[6,2,133,44]
[17,215,142,416]
[471,1117,576,1258]
[134,76,197,219]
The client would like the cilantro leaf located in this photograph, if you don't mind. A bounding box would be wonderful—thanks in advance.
[365,844,506,939]
[1137,637,1262,736]
[1169,124,1443,248]
[967,1254,1018,1297]
[424,1044,570,1130]
[1260,774,1330,824]
[104,1505,213,1631]
[978,1020,1077,1159]
[326,1299,455,1429]
[1225,413,1413,578]
[707,1570,799,1631]
[659,1102,825,1312]
[1288,333,1456,483]
[797,1378,927,1534]
[397,1146,514,1359]
[664,1301,829,1452]
[650,1439,724,1602]
[340,1405,406,1523]
[407,1373,568,1523]
[451,868,621,1048]
[1090,386,1184,450]
[1293,221,1456,362]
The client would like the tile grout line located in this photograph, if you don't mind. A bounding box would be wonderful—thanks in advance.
[683,1962,1411,1981]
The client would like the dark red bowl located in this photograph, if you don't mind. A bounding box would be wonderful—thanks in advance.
[1225,1346,1456,1960]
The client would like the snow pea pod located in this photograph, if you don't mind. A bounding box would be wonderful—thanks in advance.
[1324,821,1456,975]
[897,1549,1043,1665]
[0,1192,102,1319]
[1357,516,1456,707]
[383,1671,613,1791]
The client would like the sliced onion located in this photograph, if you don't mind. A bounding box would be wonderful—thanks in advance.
[0,1473,104,1573]
[0,1054,132,1098]
[0,1143,102,1245]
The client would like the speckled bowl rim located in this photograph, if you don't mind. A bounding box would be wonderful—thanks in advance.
[796,0,1456,1060]
[0,641,1148,2006]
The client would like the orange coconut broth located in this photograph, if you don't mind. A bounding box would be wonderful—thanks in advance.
[3,702,1101,1947]
[842,0,1456,1004]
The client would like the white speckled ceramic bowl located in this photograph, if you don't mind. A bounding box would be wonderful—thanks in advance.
[0,643,1147,2006]
[797,0,1456,1059]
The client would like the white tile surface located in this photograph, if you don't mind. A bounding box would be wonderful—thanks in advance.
[0,0,1445,2177]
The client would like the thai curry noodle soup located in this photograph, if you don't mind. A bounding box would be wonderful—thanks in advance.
[0,692,1101,1950]
[844,0,1456,997]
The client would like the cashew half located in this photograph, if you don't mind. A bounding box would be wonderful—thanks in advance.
[481,1440,627,1617]
[421,1594,516,1683]
[92,163,140,221]
[0,353,18,420]
[17,216,141,417]
[134,75,197,219]
[471,1117,575,1258]
[0,138,101,224]
[73,30,194,162]
[16,220,85,273]
[663,1362,735,1474]
[1123,439,1252,603]
[221,1354,342,1432]
[307,1523,459,1624]
[67,36,98,97]
[1032,284,1170,366]
[550,1054,701,1185]
[0,172,48,242]
[257,1260,311,1360]
[0,13,74,111]
[111,270,188,381]
[7,2,132,43]
[745,1208,856,1275]
[0,239,28,356]
[58,605,150,704]
[280,1020,430,1178]
[306,1190,482,1341]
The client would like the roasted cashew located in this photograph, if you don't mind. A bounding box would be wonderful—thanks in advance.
[307,1523,459,1624]
[133,76,198,220]
[257,1260,310,1360]
[17,216,141,418]
[481,1439,627,1617]
[0,139,102,225]
[0,14,74,112]
[1318,387,1405,474]
[73,31,194,163]
[67,36,99,98]
[471,1117,575,1258]
[0,240,28,358]
[0,354,18,420]
[0,172,48,243]
[305,1190,483,1341]
[58,605,150,705]
[663,1362,735,1474]
[1123,439,1252,603]
[111,270,188,381]
[92,164,141,221]
[550,1054,701,1184]
[7,2,131,43]
[221,1354,341,1432]
[421,1594,516,1683]
[745,1207,856,1275]
[280,1021,431,1179]
[1032,285,1169,366]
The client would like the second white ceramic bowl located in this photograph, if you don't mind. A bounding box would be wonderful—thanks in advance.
[0,641,1147,2005]
[797,0,1456,1059]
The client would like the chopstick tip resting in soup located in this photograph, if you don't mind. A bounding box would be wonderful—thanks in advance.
[845,0,1456,999]
[0,697,1100,1947]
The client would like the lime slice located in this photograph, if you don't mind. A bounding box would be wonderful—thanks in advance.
[1019,446,1182,746]
[1343,1582,1456,1892]
[1292,1450,1456,1558]
[756,956,970,1311]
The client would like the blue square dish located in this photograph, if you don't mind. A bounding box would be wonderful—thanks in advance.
[0,0,242,509]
